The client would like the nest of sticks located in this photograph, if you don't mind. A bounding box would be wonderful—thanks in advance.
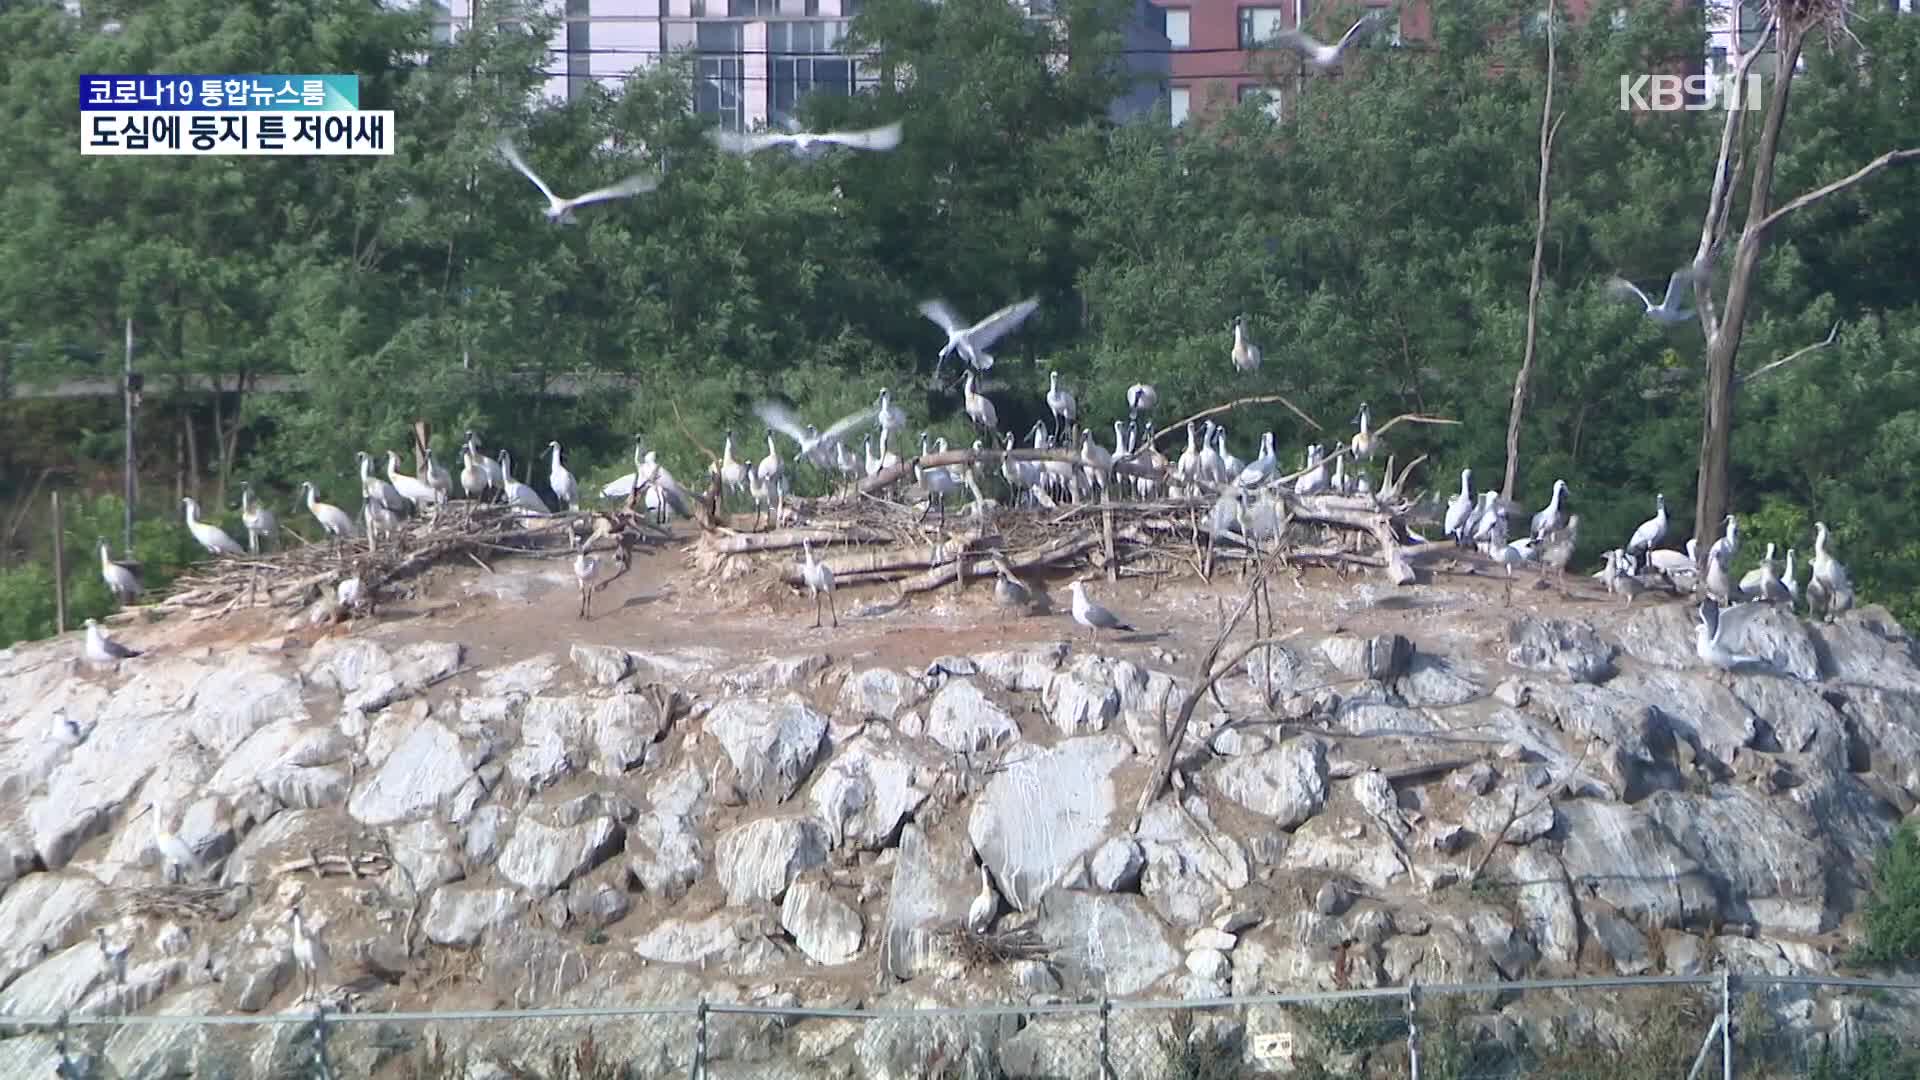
[142,503,667,621]
[694,445,1432,595]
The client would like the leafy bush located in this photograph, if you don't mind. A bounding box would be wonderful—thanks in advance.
[1856,822,1920,968]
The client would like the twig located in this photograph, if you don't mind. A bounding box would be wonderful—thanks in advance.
[1150,394,1324,448]
[1134,577,1264,823]
[670,398,719,464]
[1756,148,1920,234]
[1736,321,1840,386]
[1465,741,1592,886]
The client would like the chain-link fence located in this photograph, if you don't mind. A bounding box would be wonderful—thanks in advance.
[5,974,1920,1078]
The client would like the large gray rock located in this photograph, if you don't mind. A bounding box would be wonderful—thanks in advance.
[634,913,738,965]
[1036,890,1180,996]
[925,680,1021,753]
[780,881,864,965]
[1506,617,1617,684]
[715,817,829,905]
[627,812,704,900]
[1812,608,1920,693]
[1508,847,1578,968]
[972,644,1070,693]
[721,653,833,696]
[1840,688,1920,799]
[837,668,920,723]
[1137,799,1250,928]
[507,697,587,792]
[879,824,975,980]
[569,643,631,686]
[0,874,106,991]
[347,720,472,826]
[591,693,671,776]
[1556,800,1718,930]
[967,735,1133,910]
[1644,788,1828,934]
[423,885,520,947]
[1214,738,1329,829]
[704,695,829,806]
[495,815,623,896]
[187,655,307,755]
[808,734,932,851]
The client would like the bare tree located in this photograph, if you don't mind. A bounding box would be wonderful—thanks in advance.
[1501,0,1565,503]
[1687,3,1920,562]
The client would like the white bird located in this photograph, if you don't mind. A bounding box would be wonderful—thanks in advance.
[916,435,961,525]
[799,540,837,628]
[1602,549,1649,604]
[1782,547,1801,608]
[289,905,331,1004]
[1196,421,1223,484]
[1696,597,1767,682]
[387,450,439,510]
[1350,403,1377,461]
[1236,432,1278,487]
[180,497,245,558]
[357,452,410,515]
[753,401,875,470]
[422,449,452,506]
[992,559,1033,616]
[1627,493,1668,555]
[1530,479,1570,539]
[133,802,197,883]
[363,496,402,550]
[967,863,998,933]
[500,452,550,513]
[94,928,129,985]
[497,136,658,224]
[1608,266,1699,324]
[1492,536,1537,574]
[83,617,140,665]
[1469,491,1504,545]
[546,441,577,511]
[1705,545,1741,604]
[1068,579,1135,644]
[1649,538,1701,591]
[1294,445,1329,496]
[460,445,491,503]
[298,482,356,546]
[1175,423,1202,485]
[918,298,1040,375]
[719,431,748,498]
[1709,514,1741,565]
[962,372,998,433]
[1127,383,1158,418]
[1045,371,1078,440]
[336,575,366,614]
[1231,315,1261,372]
[1809,521,1855,622]
[1444,469,1474,543]
[1215,426,1245,482]
[757,431,786,526]
[1079,429,1114,492]
[97,538,141,603]
[708,119,902,156]
[601,438,655,499]
[1740,542,1792,604]
[239,483,278,554]
[875,389,907,440]
[1267,11,1386,69]
[573,545,601,620]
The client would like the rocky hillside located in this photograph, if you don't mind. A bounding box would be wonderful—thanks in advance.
[2,559,1919,1076]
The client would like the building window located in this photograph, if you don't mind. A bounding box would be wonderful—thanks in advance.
[1610,7,1627,28]
[1164,7,1190,47]
[771,20,854,127]
[695,21,744,131]
[1238,6,1285,48]
[805,0,819,13]
[565,0,591,99]
[1238,83,1283,119]
[735,0,776,14]
[428,0,454,43]
[1169,85,1189,125]
[843,0,863,13]
[690,0,706,15]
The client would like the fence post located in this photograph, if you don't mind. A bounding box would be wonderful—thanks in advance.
[690,997,708,1080]
[312,1005,334,1080]
[1099,997,1114,1079]
[1722,968,1734,1080]
[1406,983,1421,1080]
[51,491,66,636]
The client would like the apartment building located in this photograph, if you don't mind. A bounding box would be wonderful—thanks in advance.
[426,0,1170,130]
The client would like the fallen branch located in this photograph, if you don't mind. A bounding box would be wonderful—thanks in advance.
[1134,577,1263,823]
[1150,394,1325,447]
[709,526,896,554]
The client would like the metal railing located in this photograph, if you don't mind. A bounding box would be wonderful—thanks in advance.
[5,972,1920,1078]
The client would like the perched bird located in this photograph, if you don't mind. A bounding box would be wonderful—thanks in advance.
[1695,597,1767,683]
[1491,536,1537,576]
[573,544,601,620]
[919,298,1040,376]
[962,372,998,433]
[1740,542,1791,604]
[1608,266,1699,324]
[967,864,999,934]
[1267,11,1387,69]
[288,906,331,1004]
[1236,432,1278,487]
[357,452,409,516]
[1231,315,1262,373]
[497,136,658,224]
[133,802,197,884]
[1350,403,1377,461]
[500,452,550,513]
[1530,479,1570,540]
[1537,515,1580,581]
[1127,383,1158,419]
[1045,372,1078,441]
[1627,494,1668,556]
[97,538,142,604]
[1782,548,1801,608]
[1649,539,1701,592]
[547,441,578,511]
[707,120,903,156]
[460,445,491,503]
[299,482,356,548]
[1444,469,1474,544]
[239,483,279,554]
[991,560,1033,617]
[422,449,453,506]
[1602,549,1648,605]
[1294,445,1329,496]
[1808,521,1855,622]
[182,497,245,557]
[1704,546,1741,605]
[1068,579,1134,644]
[83,618,140,666]
[799,540,837,628]
[875,389,907,440]
[387,450,438,511]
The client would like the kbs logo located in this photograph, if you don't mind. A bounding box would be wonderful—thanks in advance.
[1619,73,1765,112]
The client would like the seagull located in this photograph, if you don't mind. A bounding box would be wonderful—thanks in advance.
[1602,549,1648,605]
[754,401,875,470]
[299,482,357,549]
[1608,266,1699,324]
[707,119,903,156]
[1068,579,1134,644]
[181,497,244,557]
[1709,514,1740,565]
[1530,479,1570,540]
[83,618,140,666]
[132,802,197,884]
[1627,493,1668,556]
[1236,432,1278,487]
[1809,521,1855,622]
[967,863,999,933]
[1696,597,1767,683]
[1231,314,1262,372]
[1127,383,1158,419]
[1444,469,1474,544]
[1537,515,1580,582]
[239,483,278,554]
[547,441,577,511]
[1267,11,1387,69]
[1739,542,1792,604]
[497,137,658,224]
[97,539,141,603]
[573,544,601,620]
[1649,538,1701,591]
[799,540,837,628]
[1046,371,1078,440]
[289,906,331,1004]
[962,373,999,433]
[991,558,1033,617]
[918,298,1040,376]
[1704,545,1742,604]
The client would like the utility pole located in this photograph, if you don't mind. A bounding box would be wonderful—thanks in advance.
[123,317,140,553]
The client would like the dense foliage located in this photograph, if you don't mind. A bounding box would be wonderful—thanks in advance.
[1,0,1917,647]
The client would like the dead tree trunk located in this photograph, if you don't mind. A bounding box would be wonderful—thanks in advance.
[1500,0,1562,504]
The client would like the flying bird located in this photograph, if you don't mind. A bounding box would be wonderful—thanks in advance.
[918,297,1040,376]
[1608,267,1698,324]
[706,120,903,156]
[1267,11,1387,69]
[497,137,659,224]
[754,401,877,470]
